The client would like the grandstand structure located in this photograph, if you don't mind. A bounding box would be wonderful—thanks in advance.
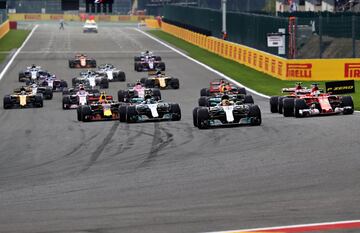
[276,0,360,13]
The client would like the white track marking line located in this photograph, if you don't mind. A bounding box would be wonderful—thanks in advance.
[134,28,270,99]
[135,29,360,113]
[0,24,39,81]
[203,219,360,233]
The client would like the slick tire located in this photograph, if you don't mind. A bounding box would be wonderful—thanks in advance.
[100,78,109,89]
[118,90,126,102]
[171,103,181,121]
[170,78,180,89]
[283,98,295,117]
[294,99,308,118]
[35,94,43,108]
[200,88,210,97]
[238,87,247,95]
[77,106,82,121]
[152,88,161,100]
[192,107,199,127]
[62,95,71,109]
[278,96,285,114]
[3,95,12,109]
[126,106,137,123]
[243,95,254,104]
[119,105,127,122]
[197,107,209,129]
[248,105,262,126]
[198,96,209,107]
[341,96,354,115]
[80,105,92,122]
[270,96,279,113]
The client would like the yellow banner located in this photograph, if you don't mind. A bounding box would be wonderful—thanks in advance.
[0,20,10,39]
[161,22,360,81]
[8,13,152,22]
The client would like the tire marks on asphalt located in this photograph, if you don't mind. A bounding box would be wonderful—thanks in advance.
[81,122,120,172]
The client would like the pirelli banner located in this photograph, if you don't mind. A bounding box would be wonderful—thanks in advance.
[0,20,10,39]
[161,22,360,81]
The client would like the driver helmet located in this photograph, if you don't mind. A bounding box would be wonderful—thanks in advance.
[31,64,36,68]
[295,82,303,90]
[135,80,142,86]
[79,84,85,91]
[311,83,319,92]
[21,90,26,95]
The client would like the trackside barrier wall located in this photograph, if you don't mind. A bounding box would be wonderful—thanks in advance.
[8,13,152,22]
[161,22,360,81]
[0,20,10,39]
[145,19,160,29]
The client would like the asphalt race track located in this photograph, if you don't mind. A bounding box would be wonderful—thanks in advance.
[0,23,360,233]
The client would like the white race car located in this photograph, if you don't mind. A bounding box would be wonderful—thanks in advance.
[83,20,98,33]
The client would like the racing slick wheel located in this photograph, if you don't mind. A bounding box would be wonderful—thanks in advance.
[126,106,137,123]
[283,98,295,117]
[3,95,12,109]
[200,88,210,97]
[170,78,180,89]
[198,97,209,107]
[170,103,181,121]
[243,95,254,104]
[99,78,109,89]
[197,107,210,129]
[248,105,262,126]
[119,105,127,122]
[341,96,354,115]
[294,99,308,118]
[270,96,279,113]
[192,107,199,127]
[35,94,43,108]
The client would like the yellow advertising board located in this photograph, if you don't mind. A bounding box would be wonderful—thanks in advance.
[8,13,151,22]
[160,22,360,81]
[0,20,10,39]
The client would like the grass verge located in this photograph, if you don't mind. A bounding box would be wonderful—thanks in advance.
[0,29,30,63]
[148,30,360,110]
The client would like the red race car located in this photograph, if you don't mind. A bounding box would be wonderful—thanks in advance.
[200,79,246,96]
[68,54,96,68]
[271,83,354,117]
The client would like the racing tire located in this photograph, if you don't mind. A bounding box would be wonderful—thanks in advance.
[198,97,209,107]
[270,96,279,113]
[159,62,166,71]
[248,105,262,126]
[134,63,141,71]
[44,87,53,100]
[170,78,180,89]
[62,95,71,109]
[170,103,181,121]
[140,77,147,84]
[18,73,25,82]
[100,78,109,89]
[341,96,354,115]
[278,96,285,114]
[90,60,97,68]
[3,95,12,109]
[144,79,155,88]
[294,99,308,118]
[152,88,161,100]
[155,56,162,61]
[25,79,31,86]
[76,106,82,121]
[134,56,141,62]
[197,107,209,129]
[117,90,126,102]
[119,105,127,122]
[126,106,137,123]
[117,72,126,82]
[68,60,74,68]
[62,88,70,95]
[61,80,68,88]
[80,105,92,122]
[200,88,210,97]
[72,77,78,86]
[283,98,295,117]
[243,95,254,104]
[192,107,199,127]
[35,94,43,108]
[238,87,247,95]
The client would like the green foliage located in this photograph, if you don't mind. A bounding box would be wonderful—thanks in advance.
[0,29,30,63]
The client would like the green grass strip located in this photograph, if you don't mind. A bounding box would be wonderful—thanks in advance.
[0,29,30,63]
[148,30,360,110]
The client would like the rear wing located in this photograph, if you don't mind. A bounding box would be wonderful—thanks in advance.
[148,70,165,76]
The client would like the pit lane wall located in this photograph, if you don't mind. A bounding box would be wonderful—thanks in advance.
[0,20,10,39]
[8,13,152,22]
[160,21,360,81]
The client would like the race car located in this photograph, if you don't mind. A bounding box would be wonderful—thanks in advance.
[83,19,98,33]
[77,93,121,122]
[134,51,161,62]
[118,96,181,123]
[96,64,126,82]
[27,74,68,92]
[62,86,111,110]
[3,89,43,109]
[18,65,49,82]
[134,56,165,72]
[69,54,96,68]
[198,92,254,107]
[62,84,100,95]
[72,70,109,89]
[281,94,354,117]
[13,83,53,100]
[193,95,261,129]
[117,82,161,102]
[140,71,179,89]
[200,79,246,96]
[270,83,323,114]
